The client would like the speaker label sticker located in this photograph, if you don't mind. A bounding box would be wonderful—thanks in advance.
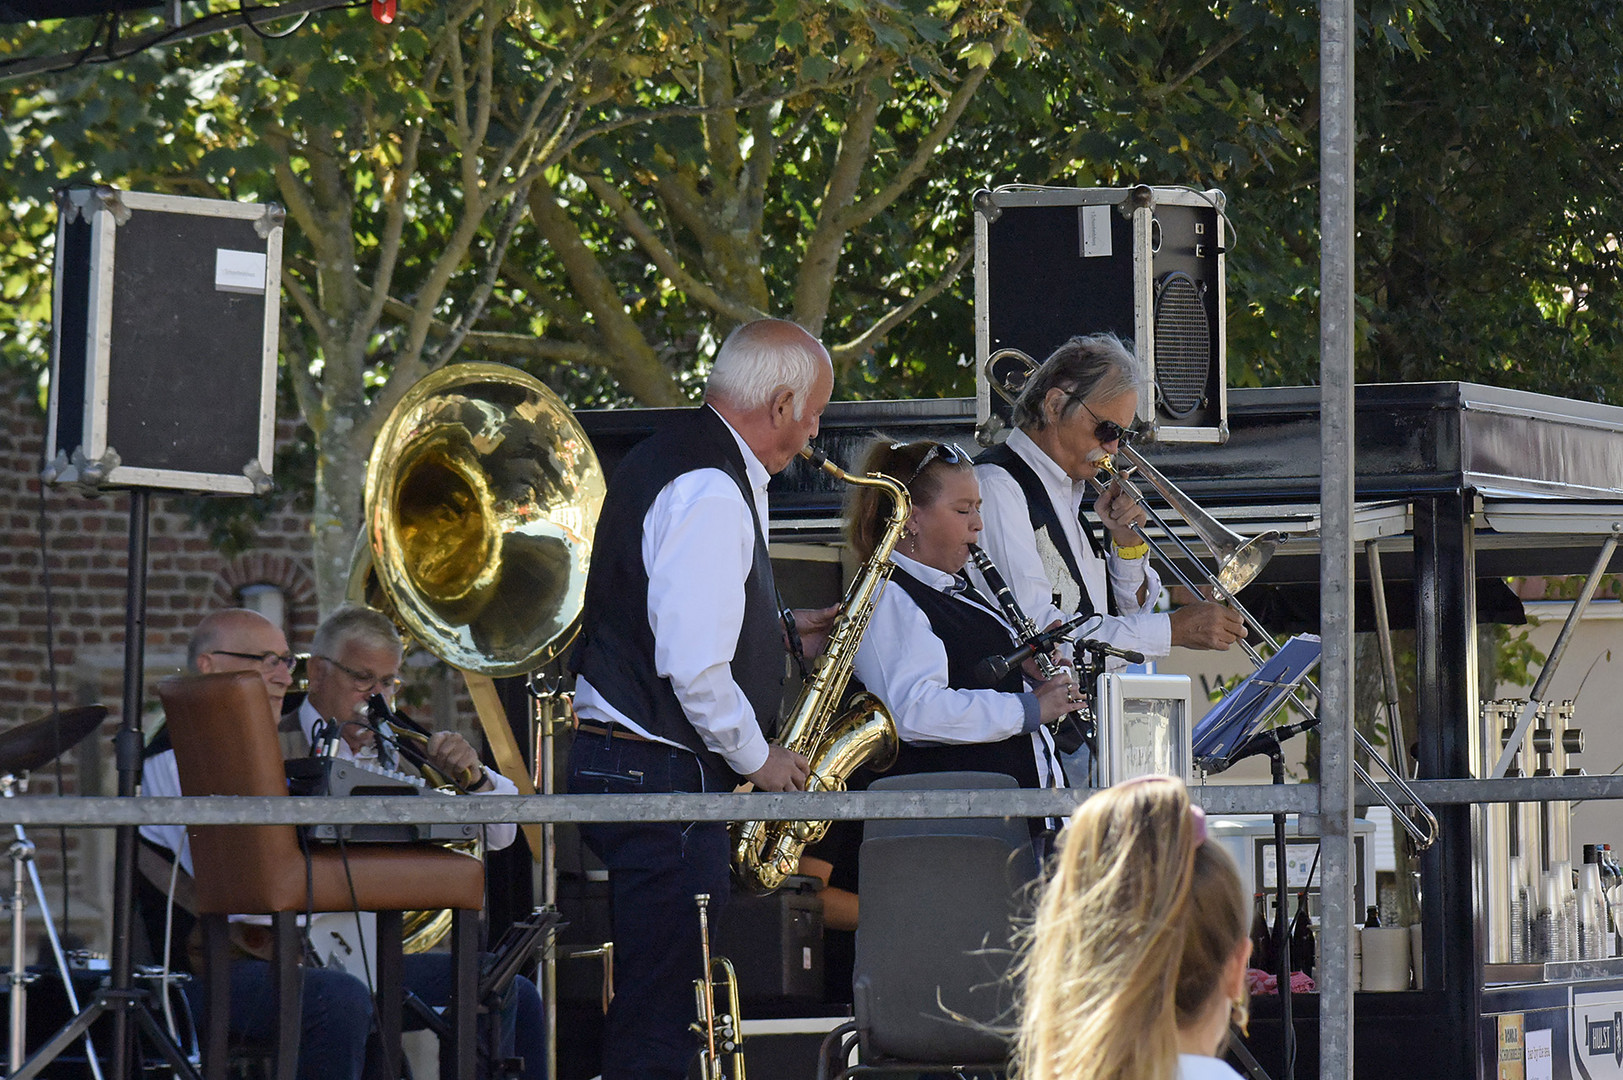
[215,248,268,295]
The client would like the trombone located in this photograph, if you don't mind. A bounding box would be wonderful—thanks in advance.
[985,348,1439,849]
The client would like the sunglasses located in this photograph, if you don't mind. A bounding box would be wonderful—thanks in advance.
[1067,394,1137,446]
[896,441,969,485]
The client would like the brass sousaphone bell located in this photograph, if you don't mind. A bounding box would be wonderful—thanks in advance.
[355,362,607,676]
[349,362,607,949]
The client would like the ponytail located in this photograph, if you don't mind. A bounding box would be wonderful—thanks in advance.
[1012,777,1246,1080]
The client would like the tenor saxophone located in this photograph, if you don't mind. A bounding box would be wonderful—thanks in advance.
[729,447,908,892]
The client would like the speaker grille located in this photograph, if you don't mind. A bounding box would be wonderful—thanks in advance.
[1153,271,1211,419]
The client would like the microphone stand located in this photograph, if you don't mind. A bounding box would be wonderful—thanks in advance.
[1225,716,1321,1080]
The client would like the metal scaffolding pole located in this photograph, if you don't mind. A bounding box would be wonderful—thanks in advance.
[1319,0,1357,1076]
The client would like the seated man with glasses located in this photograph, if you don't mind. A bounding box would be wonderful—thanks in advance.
[972,333,1246,775]
[139,606,545,1080]
[288,605,501,798]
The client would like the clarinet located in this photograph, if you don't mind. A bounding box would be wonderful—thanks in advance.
[966,544,1089,734]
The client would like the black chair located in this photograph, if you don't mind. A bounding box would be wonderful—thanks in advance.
[818,770,1039,1079]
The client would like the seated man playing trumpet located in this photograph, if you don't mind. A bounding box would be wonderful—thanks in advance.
[139,606,544,1080]
[847,439,1079,836]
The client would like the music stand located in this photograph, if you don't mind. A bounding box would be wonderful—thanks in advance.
[1192,633,1321,1080]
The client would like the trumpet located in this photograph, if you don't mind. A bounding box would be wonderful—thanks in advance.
[691,893,745,1080]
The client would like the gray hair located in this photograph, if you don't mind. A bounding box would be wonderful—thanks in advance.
[310,605,402,660]
[705,319,829,420]
[1011,333,1146,432]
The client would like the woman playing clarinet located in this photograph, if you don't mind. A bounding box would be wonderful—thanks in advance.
[845,438,1079,838]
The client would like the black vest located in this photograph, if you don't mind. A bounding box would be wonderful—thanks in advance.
[974,442,1119,619]
[570,407,784,782]
[884,569,1044,801]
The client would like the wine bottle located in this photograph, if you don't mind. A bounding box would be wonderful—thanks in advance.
[1290,894,1316,980]
[1251,893,1274,973]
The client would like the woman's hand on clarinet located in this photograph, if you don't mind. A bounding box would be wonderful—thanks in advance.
[1034,667,1083,724]
[1021,620,1067,682]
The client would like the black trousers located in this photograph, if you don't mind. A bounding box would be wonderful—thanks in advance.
[567,731,733,1080]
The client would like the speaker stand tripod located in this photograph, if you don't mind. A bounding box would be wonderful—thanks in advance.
[14,490,203,1080]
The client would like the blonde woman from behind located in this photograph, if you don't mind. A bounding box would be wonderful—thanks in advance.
[1014,775,1252,1080]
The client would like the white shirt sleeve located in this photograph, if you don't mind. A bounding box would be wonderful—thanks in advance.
[139,749,193,878]
[643,469,773,776]
[974,463,1072,632]
[852,575,1030,746]
[475,768,518,851]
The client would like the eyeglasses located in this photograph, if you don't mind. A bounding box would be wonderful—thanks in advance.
[898,441,969,485]
[1068,395,1136,447]
[315,655,403,696]
[209,650,297,673]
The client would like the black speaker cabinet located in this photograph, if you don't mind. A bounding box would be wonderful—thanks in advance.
[974,184,1227,444]
[44,186,284,495]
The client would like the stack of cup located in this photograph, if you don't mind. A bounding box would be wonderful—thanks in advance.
[1360,926,1412,991]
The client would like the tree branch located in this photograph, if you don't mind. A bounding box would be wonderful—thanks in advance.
[581,173,765,325]
[828,243,974,372]
[1148,26,1248,102]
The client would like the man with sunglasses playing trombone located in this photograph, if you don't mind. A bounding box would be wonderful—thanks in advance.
[972,333,1246,710]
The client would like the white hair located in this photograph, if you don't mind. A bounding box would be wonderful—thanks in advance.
[705,319,829,419]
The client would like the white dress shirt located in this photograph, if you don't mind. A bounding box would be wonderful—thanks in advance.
[1178,1054,1247,1080]
[573,407,775,778]
[853,552,1065,793]
[295,698,518,852]
[139,749,192,874]
[973,427,1171,661]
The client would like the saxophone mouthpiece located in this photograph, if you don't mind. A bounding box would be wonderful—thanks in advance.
[799,445,829,467]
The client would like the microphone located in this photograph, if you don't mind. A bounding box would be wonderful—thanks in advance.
[1228,715,1321,764]
[312,718,341,757]
[1075,638,1146,665]
[366,693,483,791]
[973,615,1089,686]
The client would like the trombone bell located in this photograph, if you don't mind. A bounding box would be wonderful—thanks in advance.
[1108,443,1279,595]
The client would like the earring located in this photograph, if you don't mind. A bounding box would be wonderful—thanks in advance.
[905,529,918,553]
[1229,997,1249,1035]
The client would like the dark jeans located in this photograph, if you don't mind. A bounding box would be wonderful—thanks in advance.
[185,951,545,1080]
[567,732,732,1080]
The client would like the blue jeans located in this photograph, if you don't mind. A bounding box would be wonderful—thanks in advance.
[567,732,733,1080]
[187,953,545,1080]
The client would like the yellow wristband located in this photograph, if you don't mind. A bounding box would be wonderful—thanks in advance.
[1113,541,1149,560]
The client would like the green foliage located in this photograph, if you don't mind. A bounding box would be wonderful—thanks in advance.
[6,0,1623,569]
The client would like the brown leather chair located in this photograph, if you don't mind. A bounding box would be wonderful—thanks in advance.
[158,671,487,1080]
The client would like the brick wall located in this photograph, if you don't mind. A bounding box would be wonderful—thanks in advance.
[0,373,324,956]
[0,373,491,959]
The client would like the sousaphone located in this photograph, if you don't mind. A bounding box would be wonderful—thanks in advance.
[349,362,606,949]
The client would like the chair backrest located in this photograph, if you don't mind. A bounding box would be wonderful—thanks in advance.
[853,831,1035,1067]
[158,671,314,915]
[863,770,1029,850]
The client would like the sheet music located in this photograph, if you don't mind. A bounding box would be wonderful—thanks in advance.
[1191,633,1322,767]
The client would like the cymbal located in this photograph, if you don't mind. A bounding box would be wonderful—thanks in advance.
[0,705,110,777]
